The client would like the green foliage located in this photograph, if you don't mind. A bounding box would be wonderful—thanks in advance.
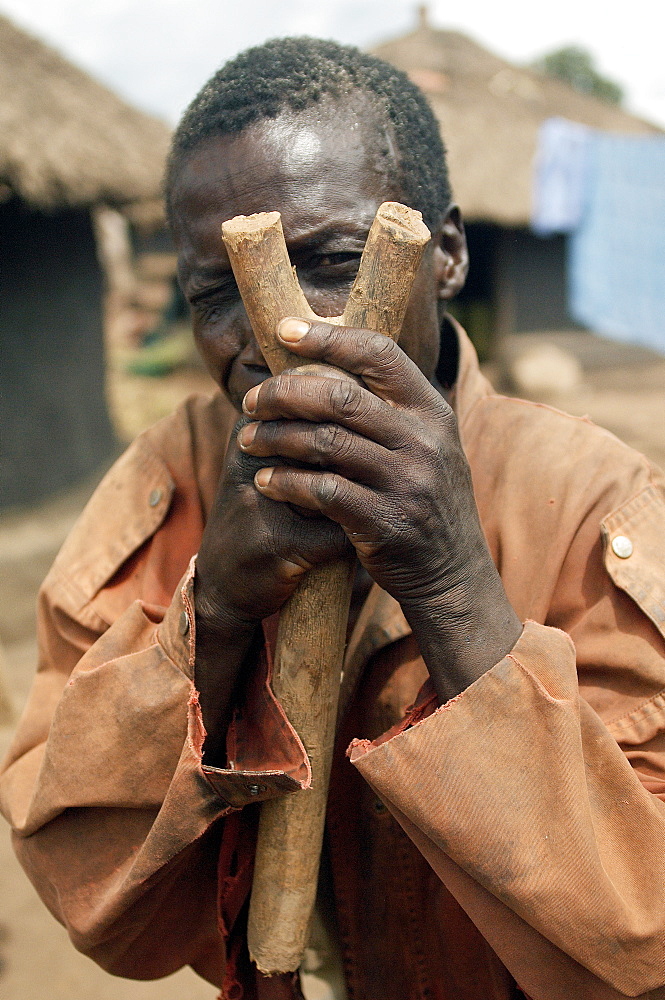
[531,46,624,105]
[447,300,494,363]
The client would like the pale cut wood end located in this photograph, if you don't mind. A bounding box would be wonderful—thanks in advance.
[222,210,281,239]
[376,201,430,242]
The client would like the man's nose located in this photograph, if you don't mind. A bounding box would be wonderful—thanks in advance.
[237,329,269,368]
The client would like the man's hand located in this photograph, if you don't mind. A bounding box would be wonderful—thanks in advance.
[193,395,351,761]
[194,315,522,757]
[195,423,349,635]
[235,317,522,702]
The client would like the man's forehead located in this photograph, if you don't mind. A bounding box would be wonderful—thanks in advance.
[184,104,386,180]
[170,104,399,242]
[258,96,391,156]
[188,90,386,167]
[264,122,380,186]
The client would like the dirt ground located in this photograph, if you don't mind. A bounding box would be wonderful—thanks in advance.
[1,329,664,999]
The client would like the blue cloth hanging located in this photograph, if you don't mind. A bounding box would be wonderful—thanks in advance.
[568,131,665,353]
[532,119,665,353]
[531,117,593,235]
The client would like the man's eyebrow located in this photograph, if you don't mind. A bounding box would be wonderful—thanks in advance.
[286,228,369,260]
[185,270,237,300]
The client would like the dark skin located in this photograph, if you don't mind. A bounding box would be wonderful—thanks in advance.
[170,102,522,762]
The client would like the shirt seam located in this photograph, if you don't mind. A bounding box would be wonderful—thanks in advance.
[44,562,111,629]
[604,688,665,733]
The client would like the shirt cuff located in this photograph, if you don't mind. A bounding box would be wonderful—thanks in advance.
[156,556,197,679]
[160,559,310,809]
[347,619,569,763]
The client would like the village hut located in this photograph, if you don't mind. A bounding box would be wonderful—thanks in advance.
[0,13,171,508]
[372,8,660,353]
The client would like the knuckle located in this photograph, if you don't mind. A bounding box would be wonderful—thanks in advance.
[314,474,342,506]
[437,400,460,434]
[367,332,400,370]
[411,472,434,507]
[419,431,446,469]
[330,378,363,419]
[313,422,347,460]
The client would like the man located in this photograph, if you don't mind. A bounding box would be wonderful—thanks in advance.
[2,37,665,1000]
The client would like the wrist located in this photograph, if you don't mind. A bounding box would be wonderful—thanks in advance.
[193,575,261,764]
[402,564,522,703]
[193,571,260,639]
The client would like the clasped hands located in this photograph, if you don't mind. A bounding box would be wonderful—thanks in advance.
[195,316,522,715]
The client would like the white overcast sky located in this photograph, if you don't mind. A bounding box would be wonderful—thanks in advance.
[3,0,665,128]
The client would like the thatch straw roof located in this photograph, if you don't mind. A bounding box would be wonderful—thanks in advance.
[0,13,170,210]
[372,13,661,225]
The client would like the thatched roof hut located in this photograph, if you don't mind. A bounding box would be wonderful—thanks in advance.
[372,10,660,226]
[0,14,171,509]
[370,11,664,350]
[0,12,170,210]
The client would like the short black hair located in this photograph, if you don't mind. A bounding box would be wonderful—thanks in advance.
[166,37,451,231]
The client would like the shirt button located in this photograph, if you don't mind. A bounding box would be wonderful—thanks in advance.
[149,488,162,507]
[248,783,265,796]
[179,610,190,635]
[611,535,633,559]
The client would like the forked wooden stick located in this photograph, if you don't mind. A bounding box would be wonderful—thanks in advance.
[221,202,430,975]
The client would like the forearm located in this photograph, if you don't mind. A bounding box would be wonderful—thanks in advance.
[13,803,225,981]
[1,585,234,977]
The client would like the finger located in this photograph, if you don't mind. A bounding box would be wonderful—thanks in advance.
[220,433,351,563]
[225,419,275,488]
[243,371,407,451]
[276,317,446,413]
[237,419,395,487]
[254,465,391,545]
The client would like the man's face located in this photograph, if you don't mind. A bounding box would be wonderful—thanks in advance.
[170,101,450,410]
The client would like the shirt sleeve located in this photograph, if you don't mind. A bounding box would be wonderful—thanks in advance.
[348,474,665,1000]
[0,426,309,987]
[0,557,221,977]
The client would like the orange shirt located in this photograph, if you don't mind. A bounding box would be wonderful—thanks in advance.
[2,327,665,999]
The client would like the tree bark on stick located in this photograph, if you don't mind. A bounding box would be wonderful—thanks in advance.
[221,202,430,975]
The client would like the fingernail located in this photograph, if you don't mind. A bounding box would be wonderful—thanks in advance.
[238,423,258,449]
[278,318,310,343]
[255,467,273,488]
[243,385,260,414]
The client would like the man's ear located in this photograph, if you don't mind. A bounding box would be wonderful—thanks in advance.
[434,205,468,302]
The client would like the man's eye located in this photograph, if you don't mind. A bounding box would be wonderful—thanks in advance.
[190,283,238,319]
[311,252,362,280]
[195,301,223,322]
[318,252,360,267]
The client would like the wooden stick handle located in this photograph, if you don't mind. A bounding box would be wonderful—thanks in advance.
[222,202,430,974]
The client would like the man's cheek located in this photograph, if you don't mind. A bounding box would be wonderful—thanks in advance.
[192,328,233,386]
